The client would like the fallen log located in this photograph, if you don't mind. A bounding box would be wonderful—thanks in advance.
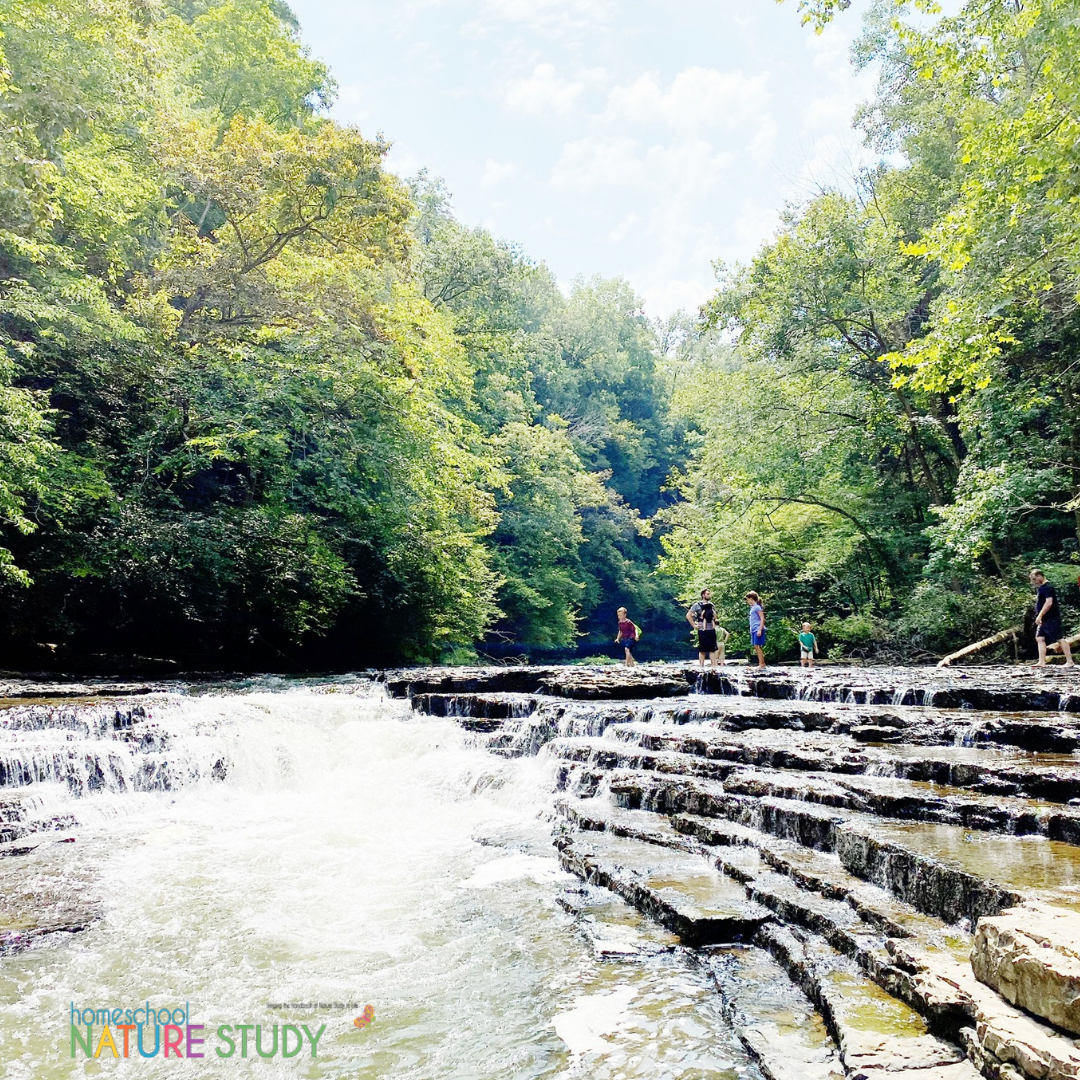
[937,626,1080,667]
[937,626,1021,668]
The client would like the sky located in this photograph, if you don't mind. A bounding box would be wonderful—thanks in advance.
[287,0,880,317]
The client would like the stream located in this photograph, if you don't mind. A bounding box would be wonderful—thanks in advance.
[0,682,760,1078]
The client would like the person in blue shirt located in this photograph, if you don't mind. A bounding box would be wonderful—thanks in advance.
[745,591,766,670]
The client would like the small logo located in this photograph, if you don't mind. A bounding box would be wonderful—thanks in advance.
[353,1006,375,1029]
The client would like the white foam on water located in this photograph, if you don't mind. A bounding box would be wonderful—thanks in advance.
[460,852,571,889]
[552,985,637,1054]
[0,685,759,1080]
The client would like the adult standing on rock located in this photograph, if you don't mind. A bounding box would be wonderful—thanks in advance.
[687,590,711,658]
[687,588,711,636]
[694,599,719,670]
[1030,569,1075,668]
[688,589,730,667]
[746,591,766,670]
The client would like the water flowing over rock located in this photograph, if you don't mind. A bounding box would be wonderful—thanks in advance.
[395,661,1080,1080]
[3,661,1080,1077]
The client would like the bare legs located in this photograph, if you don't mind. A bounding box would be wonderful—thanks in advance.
[1034,636,1075,668]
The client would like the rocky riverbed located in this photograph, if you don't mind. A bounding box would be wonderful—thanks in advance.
[387,662,1080,1080]
[3,662,1080,1078]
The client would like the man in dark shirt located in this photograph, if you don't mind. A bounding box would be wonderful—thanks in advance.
[1030,569,1075,668]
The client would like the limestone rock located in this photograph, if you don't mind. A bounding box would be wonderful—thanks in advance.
[973,903,1080,1036]
[889,940,1080,1080]
[850,725,904,743]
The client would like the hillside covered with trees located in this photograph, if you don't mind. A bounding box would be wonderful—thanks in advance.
[661,0,1080,660]
[0,0,1076,669]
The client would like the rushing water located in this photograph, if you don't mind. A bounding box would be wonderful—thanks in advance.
[0,685,758,1078]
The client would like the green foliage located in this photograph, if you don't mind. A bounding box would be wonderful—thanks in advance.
[0,0,498,664]
[820,612,892,659]
[894,577,1031,657]
[408,176,688,651]
[0,0,685,666]
[778,0,854,33]
[664,0,1080,658]
[166,0,335,130]
[8,0,1077,668]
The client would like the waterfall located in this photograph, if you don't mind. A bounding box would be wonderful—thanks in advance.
[1,685,680,1077]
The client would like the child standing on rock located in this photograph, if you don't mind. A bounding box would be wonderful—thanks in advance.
[746,591,766,670]
[615,607,640,667]
[799,623,818,668]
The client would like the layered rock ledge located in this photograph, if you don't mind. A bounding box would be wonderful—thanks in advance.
[398,662,1080,1080]
[972,903,1080,1036]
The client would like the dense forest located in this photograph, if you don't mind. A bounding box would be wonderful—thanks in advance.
[0,0,1076,669]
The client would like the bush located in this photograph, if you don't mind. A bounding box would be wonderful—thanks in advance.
[894,576,1030,658]
[819,612,892,659]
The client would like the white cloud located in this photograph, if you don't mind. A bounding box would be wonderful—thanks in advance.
[787,131,876,199]
[550,134,733,194]
[639,276,714,317]
[468,0,613,39]
[550,135,642,191]
[503,64,585,118]
[747,115,779,164]
[383,141,425,180]
[541,62,771,316]
[727,200,783,259]
[604,67,771,133]
[481,158,520,188]
[303,0,895,317]
[332,82,372,125]
[806,23,852,77]
[800,91,858,135]
[607,212,639,243]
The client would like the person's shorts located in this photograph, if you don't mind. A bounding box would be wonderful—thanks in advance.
[800,647,813,660]
[1037,620,1062,645]
[697,629,717,654]
[619,638,636,656]
[751,630,766,648]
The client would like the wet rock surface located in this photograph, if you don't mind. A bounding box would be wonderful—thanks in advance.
[1,662,1079,1076]
[972,903,1080,1036]
[0,838,100,952]
[404,662,1080,1080]
[387,661,1080,712]
[705,945,845,1080]
[556,828,772,945]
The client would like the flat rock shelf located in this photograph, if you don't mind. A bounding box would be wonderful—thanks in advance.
[394,662,1080,1080]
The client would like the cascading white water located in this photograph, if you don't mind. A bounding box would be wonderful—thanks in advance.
[0,686,755,1079]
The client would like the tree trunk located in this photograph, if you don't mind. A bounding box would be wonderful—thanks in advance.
[936,625,1022,667]
[895,389,944,504]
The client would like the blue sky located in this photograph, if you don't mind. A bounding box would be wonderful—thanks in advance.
[288,0,879,316]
